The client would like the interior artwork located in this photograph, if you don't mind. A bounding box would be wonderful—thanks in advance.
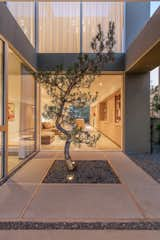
[115,93,121,123]
[8,103,15,121]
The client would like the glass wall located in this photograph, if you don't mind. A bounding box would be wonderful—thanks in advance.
[39,2,80,53]
[0,40,4,178]
[0,40,3,125]
[8,49,36,172]
[0,132,3,178]
[6,1,124,53]
[82,2,124,52]
[41,74,123,151]
[7,1,35,46]
[38,1,124,53]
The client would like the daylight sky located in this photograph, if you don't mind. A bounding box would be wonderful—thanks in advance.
[150,1,160,87]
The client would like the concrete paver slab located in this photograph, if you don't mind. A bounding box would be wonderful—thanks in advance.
[8,159,54,184]
[0,230,160,240]
[23,184,142,220]
[0,184,36,219]
[131,185,160,218]
[106,153,158,186]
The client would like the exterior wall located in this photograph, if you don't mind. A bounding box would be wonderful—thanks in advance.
[125,2,150,50]
[0,2,36,69]
[124,72,150,153]
[37,53,125,72]
[126,8,160,72]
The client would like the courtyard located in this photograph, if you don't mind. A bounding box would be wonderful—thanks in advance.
[0,151,160,238]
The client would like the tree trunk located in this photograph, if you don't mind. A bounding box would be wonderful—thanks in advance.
[64,137,76,171]
[56,122,76,171]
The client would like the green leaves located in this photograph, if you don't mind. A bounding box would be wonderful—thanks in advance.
[36,21,116,152]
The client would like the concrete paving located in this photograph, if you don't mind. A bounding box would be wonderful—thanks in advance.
[23,184,142,221]
[0,230,160,240]
[0,183,36,219]
[8,158,55,184]
[0,151,159,224]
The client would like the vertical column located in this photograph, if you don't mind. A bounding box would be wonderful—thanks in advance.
[124,72,150,153]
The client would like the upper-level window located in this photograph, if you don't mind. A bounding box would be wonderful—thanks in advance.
[7,1,35,47]
[82,2,124,53]
[39,2,80,53]
[150,1,160,16]
[6,1,124,53]
[38,1,124,53]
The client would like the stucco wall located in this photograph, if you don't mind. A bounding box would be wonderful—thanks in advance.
[125,2,150,51]
[124,72,150,153]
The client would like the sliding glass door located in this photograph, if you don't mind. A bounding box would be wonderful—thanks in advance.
[0,39,5,179]
[8,49,36,173]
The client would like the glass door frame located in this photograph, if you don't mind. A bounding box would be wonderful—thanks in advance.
[0,36,8,179]
[0,34,40,181]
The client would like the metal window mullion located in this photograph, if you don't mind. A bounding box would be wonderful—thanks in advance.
[35,0,39,52]
[2,42,8,177]
[80,0,83,53]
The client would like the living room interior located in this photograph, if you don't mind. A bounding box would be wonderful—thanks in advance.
[40,74,123,151]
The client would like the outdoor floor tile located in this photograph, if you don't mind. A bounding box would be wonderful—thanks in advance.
[69,151,108,160]
[35,152,58,159]
[8,159,54,184]
[0,183,36,219]
[23,185,142,220]
[0,230,160,240]
[108,153,158,186]
[131,185,160,218]
[55,151,110,160]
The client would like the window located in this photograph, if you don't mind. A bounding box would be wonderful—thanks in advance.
[39,2,80,53]
[8,49,36,172]
[0,40,3,125]
[82,2,124,52]
[0,40,4,178]
[7,1,35,46]
[38,1,124,53]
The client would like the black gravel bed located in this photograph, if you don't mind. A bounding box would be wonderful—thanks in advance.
[0,221,160,230]
[128,153,160,183]
[43,160,120,184]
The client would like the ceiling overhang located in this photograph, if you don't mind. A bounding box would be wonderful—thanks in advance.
[126,8,160,73]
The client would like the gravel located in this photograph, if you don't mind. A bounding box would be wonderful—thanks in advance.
[43,160,120,184]
[0,221,160,230]
[128,153,160,183]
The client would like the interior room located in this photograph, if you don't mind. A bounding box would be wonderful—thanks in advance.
[8,49,36,172]
[41,74,123,151]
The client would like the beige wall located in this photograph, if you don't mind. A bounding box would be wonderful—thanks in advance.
[90,75,123,147]
[8,53,21,145]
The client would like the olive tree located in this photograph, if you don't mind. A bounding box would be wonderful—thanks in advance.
[36,22,116,171]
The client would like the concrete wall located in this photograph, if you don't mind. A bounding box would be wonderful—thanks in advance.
[126,8,160,72]
[124,72,150,153]
[37,53,125,72]
[0,2,36,69]
[125,2,150,50]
